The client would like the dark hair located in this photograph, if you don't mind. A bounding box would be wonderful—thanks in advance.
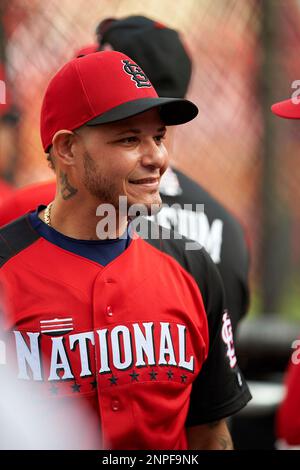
[46,147,55,171]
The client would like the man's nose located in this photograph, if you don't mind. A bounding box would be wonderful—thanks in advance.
[140,139,168,169]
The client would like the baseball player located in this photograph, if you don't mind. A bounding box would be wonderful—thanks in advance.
[0,17,250,336]
[1,50,251,450]
[271,95,300,447]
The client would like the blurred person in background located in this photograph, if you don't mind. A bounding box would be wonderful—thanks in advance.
[271,96,300,448]
[0,63,16,199]
[0,179,54,223]
[274,349,300,449]
[0,16,250,336]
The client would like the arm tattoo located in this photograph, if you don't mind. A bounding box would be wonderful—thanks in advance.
[216,435,234,450]
[208,421,234,450]
[60,171,78,200]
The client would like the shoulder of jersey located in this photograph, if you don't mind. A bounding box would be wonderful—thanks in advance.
[0,215,39,268]
[0,215,215,284]
[143,219,214,277]
[143,219,221,311]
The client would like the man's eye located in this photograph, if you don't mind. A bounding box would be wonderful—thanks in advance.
[120,137,138,144]
[154,134,166,143]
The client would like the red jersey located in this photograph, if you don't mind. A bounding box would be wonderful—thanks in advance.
[0,179,14,205]
[0,215,251,449]
[276,347,300,446]
[0,180,55,226]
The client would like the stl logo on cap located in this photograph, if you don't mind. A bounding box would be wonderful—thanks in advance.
[122,59,152,88]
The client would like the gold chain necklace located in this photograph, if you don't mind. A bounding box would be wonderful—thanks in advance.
[43,202,53,226]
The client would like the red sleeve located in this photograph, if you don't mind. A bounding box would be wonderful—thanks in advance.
[276,346,300,445]
[0,180,55,226]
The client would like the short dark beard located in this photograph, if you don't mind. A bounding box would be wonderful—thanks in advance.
[82,150,162,215]
[82,151,120,207]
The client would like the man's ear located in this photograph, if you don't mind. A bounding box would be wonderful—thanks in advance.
[52,130,77,166]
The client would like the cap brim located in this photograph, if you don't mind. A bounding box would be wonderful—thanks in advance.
[271,98,300,119]
[86,97,198,126]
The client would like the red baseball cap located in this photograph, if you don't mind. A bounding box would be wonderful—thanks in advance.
[271,97,300,119]
[40,50,198,152]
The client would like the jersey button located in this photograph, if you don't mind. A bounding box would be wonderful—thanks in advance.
[111,399,120,411]
[106,306,113,317]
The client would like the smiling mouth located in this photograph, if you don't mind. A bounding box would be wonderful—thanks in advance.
[129,177,160,185]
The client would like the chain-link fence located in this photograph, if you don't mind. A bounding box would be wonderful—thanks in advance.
[1,0,300,318]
